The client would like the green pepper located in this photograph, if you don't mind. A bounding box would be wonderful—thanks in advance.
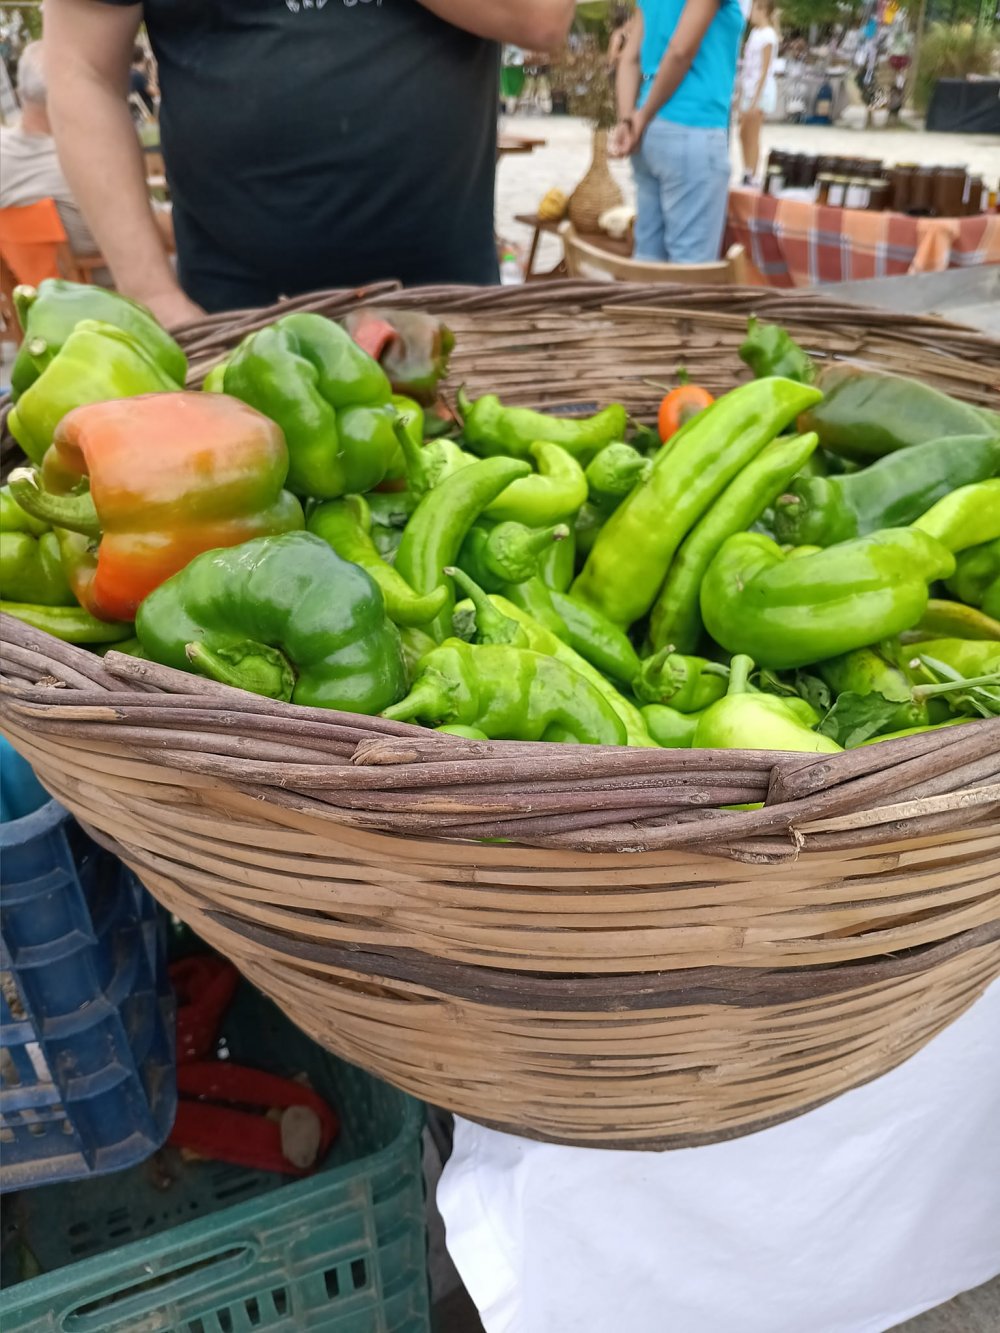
[693,655,842,753]
[816,647,929,732]
[201,360,228,393]
[947,539,1000,620]
[0,531,74,606]
[382,637,626,745]
[7,320,183,465]
[910,599,1000,642]
[573,378,822,629]
[394,456,531,640]
[701,529,955,671]
[574,502,606,560]
[501,577,640,686]
[909,638,1000,680]
[391,412,476,496]
[540,525,576,592]
[366,490,417,531]
[136,532,406,712]
[306,495,448,628]
[1,601,133,644]
[449,569,655,746]
[343,307,455,405]
[649,431,819,653]
[913,480,1000,553]
[457,388,627,464]
[633,649,729,712]
[738,317,816,385]
[10,278,187,400]
[458,521,569,594]
[773,435,1000,548]
[484,441,588,525]
[861,718,972,745]
[436,724,489,740]
[218,312,396,499]
[640,703,703,748]
[0,483,49,538]
[798,364,998,463]
[585,443,652,513]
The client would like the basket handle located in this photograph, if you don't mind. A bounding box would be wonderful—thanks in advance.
[61,1242,258,1331]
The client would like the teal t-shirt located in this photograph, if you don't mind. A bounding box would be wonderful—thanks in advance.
[639,0,745,129]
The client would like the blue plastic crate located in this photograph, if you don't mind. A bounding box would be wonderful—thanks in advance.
[0,737,176,1190]
[1,982,430,1333]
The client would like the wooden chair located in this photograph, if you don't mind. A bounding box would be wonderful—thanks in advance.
[0,199,106,344]
[559,221,747,285]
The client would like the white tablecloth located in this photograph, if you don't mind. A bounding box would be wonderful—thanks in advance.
[439,980,1000,1333]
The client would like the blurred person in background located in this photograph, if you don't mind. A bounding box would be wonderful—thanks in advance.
[42,0,575,324]
[128,44,155,118]
[611,0,747,263]
[0,41,101,261]
[738,0,778,185]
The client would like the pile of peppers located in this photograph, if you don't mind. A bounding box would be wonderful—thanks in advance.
[2,282,998,754]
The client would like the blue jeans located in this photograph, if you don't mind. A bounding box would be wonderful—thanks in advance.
[632,120,731,264]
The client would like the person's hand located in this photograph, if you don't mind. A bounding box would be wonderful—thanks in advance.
[136,286,205,330]
[609,110,645,158]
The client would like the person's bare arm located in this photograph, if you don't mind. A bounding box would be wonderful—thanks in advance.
[610,13,643,156]
[749,37,774,110]
[416,0,574,50]
[44,0,202,327]
[619,0,720,153]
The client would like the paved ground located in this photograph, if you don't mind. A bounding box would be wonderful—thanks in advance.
[496,112,1000,272]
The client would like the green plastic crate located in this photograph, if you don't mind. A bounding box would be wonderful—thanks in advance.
[0,983,429,1333]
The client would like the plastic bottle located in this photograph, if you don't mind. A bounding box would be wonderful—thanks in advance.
[500,250,523,285]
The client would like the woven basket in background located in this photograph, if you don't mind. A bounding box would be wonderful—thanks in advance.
[2,282,998,1148]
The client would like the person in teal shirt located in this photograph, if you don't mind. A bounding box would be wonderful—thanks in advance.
[612,0,746,263]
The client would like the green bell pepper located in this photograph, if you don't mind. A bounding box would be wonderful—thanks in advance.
[947,539,1000,621]
[693,655,842,753]
[798,364,998,463]
[10,278,187,401]
[458,521,569,594]
[8,320,183,465]
[0,482,75,607]
[633,649,729,712]
[306,495,448,628]
[218,312,396,499]
[738,317,816,385]
[700,528,955,670]
[484,441,588,525]
[773,435,1000,548]
[573,377,822,629]
[457,388,627,465]
[135,531,407,712]
[382,637,627,745]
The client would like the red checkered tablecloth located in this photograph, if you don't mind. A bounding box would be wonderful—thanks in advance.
[726,187,1000,288]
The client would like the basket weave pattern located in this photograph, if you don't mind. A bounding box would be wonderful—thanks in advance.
[2,283,999,1147]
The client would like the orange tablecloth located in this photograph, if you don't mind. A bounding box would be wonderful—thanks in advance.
[725,187,1000,288]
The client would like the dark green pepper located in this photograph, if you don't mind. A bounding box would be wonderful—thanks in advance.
[693,655,842,753]
[1,601,133,644]
[701,529,955,671]
[640,703,703,748]
[135,532,406,713]
[573,502,606,561]
[573,378,822,628]
[10,278,187,401]
[585,443,651,513]
[219,313,396,499]
[634,649,729,712]
[773,434,1000,547]
[457,388,627,465]
[0,483,75,606]
[649,431,819,652]
[947,539,1000,620]
[306,495,448,628]
[798,364,998,463]
[458,522,569,594]
[382,637,626,745]
[738,317,816,385]
[394,456,531,640]
[539,525,576,592]
[484,441,587,525]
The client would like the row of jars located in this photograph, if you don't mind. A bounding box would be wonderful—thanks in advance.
[763,151,995,216]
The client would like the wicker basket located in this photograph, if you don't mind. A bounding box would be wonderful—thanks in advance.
[2,283,999,1149]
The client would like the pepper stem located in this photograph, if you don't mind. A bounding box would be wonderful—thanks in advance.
[8,468,101,537]
[185,641,295,702]
[727,654,755,696]
[381,671,455,724]
[445,567,522,646]
[392,413,431,497]
[12,284,37,328]
[455,386,474,422]
[912,669,1000,701]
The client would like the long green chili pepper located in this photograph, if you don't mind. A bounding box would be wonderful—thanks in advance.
[502,576,641,686]
[1,601,133,644]
[307,495,448,628]
[392,415,476,497]
[573,377,822,628]
[457,521,569,593]
[585,443,651,513]
[633,649,729,712]
[394,455,530,640]
[910,599,1000,642]
[484,441,588,525]
[913,479,1000,553]
[640,703,703,748]
[540,525,576,592]
[457,389,627,464]
[649,431,818,652]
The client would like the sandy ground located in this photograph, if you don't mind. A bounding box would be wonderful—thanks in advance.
[496,113,1000,271]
